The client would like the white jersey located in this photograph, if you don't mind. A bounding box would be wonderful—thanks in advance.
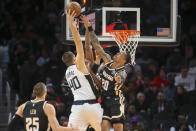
[65,65,97,101]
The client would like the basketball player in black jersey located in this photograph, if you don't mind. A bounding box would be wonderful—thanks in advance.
[81,15,130,131]
[8,82,79,131]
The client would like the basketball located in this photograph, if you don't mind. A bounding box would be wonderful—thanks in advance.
[66,2,81,17]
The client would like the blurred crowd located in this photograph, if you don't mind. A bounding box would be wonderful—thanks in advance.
[0,0,196,131]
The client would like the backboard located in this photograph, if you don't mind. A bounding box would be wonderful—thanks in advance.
[62,0,180,46]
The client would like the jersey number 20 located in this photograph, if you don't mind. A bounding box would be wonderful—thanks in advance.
[102,79,109,91]
[68,76,81,90]
[26,117,39,131]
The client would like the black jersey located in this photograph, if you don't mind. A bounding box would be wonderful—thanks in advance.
[100,62,126,98]
[23,100,50,131]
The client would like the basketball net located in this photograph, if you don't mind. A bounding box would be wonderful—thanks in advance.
[110,30,140,66]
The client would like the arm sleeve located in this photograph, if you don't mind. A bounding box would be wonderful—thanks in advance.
[7,114,23,131]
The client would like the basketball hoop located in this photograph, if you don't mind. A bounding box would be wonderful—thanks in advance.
[110,30,140,65]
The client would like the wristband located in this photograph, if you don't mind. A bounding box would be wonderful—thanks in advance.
[88,26,93,32]
[8,114,22,131]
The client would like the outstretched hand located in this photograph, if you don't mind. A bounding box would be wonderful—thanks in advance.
[80,15,91,29]
[66,9,76,25]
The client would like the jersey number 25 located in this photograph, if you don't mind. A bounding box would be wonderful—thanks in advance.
[26,117,39,131]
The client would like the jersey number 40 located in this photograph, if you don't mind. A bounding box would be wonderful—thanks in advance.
[68,76,81,90]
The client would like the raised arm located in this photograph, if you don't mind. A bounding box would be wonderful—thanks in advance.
[81,15,102,90]
[44,103,78,131]
[66,10,88,74]
[81,15,112,64]
[89,29,112,64]
[84,24,94,66]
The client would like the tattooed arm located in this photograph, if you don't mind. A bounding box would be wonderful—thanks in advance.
[84,25,94,67]
[80,15,112,64]
[89,31,112,64]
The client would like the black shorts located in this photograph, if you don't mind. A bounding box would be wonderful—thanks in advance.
[101,96,125,123]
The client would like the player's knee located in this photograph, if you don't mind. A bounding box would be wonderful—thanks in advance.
[90,122,101,131]
[113,123,123,131]
[101,121,111,131]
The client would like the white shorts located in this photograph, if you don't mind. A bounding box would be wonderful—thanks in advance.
[68,103,103,131]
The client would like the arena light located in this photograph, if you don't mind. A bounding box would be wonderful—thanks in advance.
[83,0,86,4]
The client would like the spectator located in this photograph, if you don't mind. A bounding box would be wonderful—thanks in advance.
[46,82,57,102]
[14,43,27,68]
[141,76,151,91]
[56,103,66,120]
[127,91,136,105]
[129,115,146,131]
[188,59,196,79]
[123,122,130,131]
[134,92,149,112]
[150,67,168,90]
[125,104,148,129]
[170,115,194,131]
[151,91,173,114]
[184,38,194,62]
[36,48,50,66]
[175,66,195,92]
[45,76,52,84]
[137,122,145,131]
[44,54,63,85]
[174,85,188,113]
[163,75,176,101]
[144,82,157,105]
[60,78,73,107]
[18,54,37,104]
[135,71,144,92]
[60,116,69,127]
[125,104,137,121]
[130,115,139,131]
[0,42,9,105]
[136,53,152,68]
[166,48,187,72]
[145,60,158,80]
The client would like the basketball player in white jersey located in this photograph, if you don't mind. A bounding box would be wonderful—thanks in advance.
[62,10,103,131]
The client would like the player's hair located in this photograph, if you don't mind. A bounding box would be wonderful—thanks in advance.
[62,51,75,66]
[33,82,46,98]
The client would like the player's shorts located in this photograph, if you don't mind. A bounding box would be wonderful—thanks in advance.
[101,96,125,124]
[68,100,103,131]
